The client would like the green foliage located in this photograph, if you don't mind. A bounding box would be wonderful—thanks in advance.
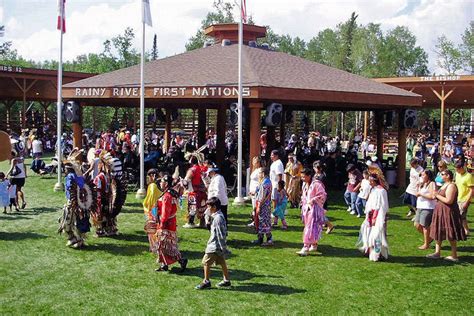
[460,21,473,74]
[0,41,36,67]
[151,34,158,60]
[0,158,472,314]
[185,0,236,51]
[435,35,464,75]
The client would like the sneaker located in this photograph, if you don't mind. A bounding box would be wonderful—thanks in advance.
[444,256,459,263]
[296,247,309,256]
[308,245,318,253]
[252,239,263,245]
[195,280,211,290]
[356,214,361,218]
[155,264,169,272]
[406,210,415,218]
[178,258,188,272]
[281,225,288,230]
[346,207,352,212]
[426,253,441,259]
[183,223,196,229]
[217,280,231,288]
[247,222,255,227]
[263,239,274,246]
[66,239,77,247]
[350,211,356,215]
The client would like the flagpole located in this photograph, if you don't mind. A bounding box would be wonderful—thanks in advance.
[54,3,64,192]
[233,0,245,205]
[136,7,147,199]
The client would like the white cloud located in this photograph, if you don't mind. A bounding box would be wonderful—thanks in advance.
[3,0,472,74]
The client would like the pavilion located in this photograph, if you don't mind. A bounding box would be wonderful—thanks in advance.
[0,65,94,130]
[59,24,422,187]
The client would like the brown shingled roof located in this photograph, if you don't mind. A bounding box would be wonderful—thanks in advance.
[64,44,420,106]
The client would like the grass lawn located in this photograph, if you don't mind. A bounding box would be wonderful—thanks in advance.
[0,158,473,314]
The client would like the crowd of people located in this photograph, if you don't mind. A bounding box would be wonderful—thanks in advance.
[0,124,472,289]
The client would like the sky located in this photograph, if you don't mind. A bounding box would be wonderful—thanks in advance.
[0,0,472,74]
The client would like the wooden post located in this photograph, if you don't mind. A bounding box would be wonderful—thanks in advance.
[363,111,368,140]
[249,102,263,162]
[216,106,226,168]
[431,86,455,150]
[198,108,207,147]
[375,110,384,161]
[397,110,407,188]
[72,103,84,152]
[164,108,171,153]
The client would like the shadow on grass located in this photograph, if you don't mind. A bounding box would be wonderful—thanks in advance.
[108,233,148,243]
[0,214,31,220]
[388,255,474,266]
[228,282,306,295]
[83,242,147,256]
[170,266,282,282]
[30,207,60,214]
[0,231,48,240]
[228,239,302,250]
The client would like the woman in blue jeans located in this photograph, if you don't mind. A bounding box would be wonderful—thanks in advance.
[355,170,370,218]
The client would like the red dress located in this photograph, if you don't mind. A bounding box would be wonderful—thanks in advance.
[155,191,181,265]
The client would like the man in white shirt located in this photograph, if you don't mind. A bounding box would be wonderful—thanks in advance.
[270,150,284,208]
[207,168,229,224]
[32,137,43,158]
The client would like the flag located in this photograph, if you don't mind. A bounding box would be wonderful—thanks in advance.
[0,25,5,37]
[241,0,247,23]
[142,0,152,27]
[57,0,66,33]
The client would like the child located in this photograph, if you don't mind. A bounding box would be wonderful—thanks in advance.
[195,197,231,290]
[0,172,10,213]
[272,180,288,229]
[354,170,371,218]
[8,182,18,213]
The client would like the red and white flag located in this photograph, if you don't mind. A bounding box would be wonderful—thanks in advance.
[57,0,66,33]
[241,0,247,23]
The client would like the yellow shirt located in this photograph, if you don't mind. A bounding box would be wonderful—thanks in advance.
[455,171,474,203]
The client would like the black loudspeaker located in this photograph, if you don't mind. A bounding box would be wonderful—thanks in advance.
[403,109,417,128]
[265,103,282,127]
[228,103,246,126]
[385,111,394,127]
[63,101,80,123]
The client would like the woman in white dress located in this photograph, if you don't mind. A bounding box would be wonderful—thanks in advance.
[357,172,389,261]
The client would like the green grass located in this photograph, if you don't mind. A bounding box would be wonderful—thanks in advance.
[0,158,473,315]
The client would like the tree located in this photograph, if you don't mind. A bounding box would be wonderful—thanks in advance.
[0,41,35,67]
[185,0,235,51]
[460,21,473,74]
[340,12,358,72]
[151,34,158,60]
[111,27,141,68]
[434,35,463,75]
[377,26,428,76]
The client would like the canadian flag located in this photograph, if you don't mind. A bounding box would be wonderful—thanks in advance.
[57,0,66,33]
[241,0,247,23]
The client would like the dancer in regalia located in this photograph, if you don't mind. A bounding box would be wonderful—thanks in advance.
[183,153,207,228]
[297,168,327,256]
[154,175,188,272]
[58,149,95,248]
[284,154,303,208]
[143,169,161,252]
[253,168,273,245]
[356,172,390,261]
